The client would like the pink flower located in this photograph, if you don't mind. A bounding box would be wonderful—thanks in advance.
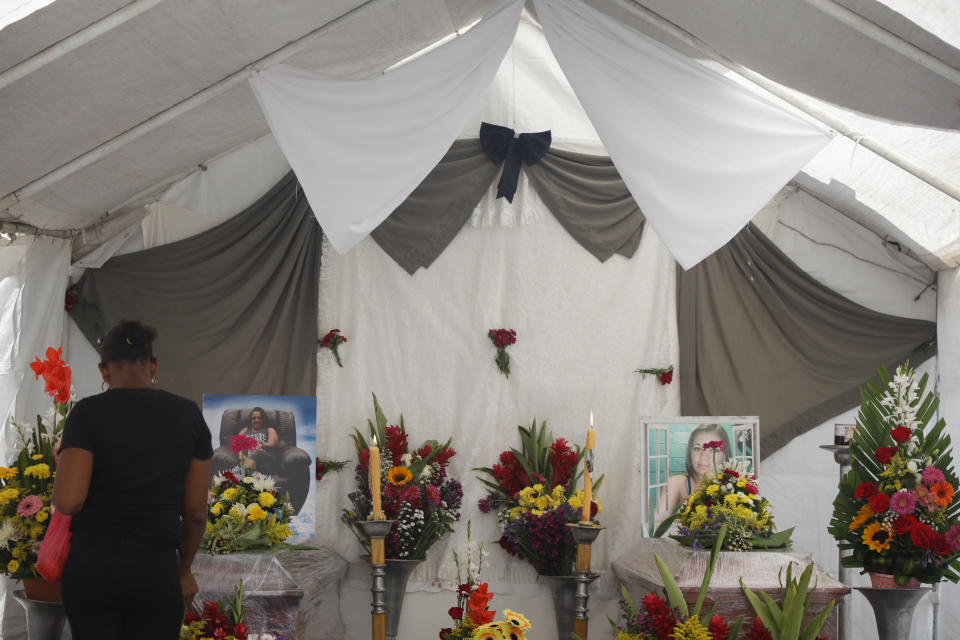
[916,485,941,512]
[922,466,946,486]
[889,490,916,516]
[230,434,259,455]
[946,525,960,552]
[426,484,441,507]
[16,495,42,518]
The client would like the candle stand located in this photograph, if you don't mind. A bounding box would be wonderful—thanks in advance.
[820,444,851,640]
[568,522,604,640]
[358,519,394,640]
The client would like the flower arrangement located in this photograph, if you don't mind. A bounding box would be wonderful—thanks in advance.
[829,363,960,585]
[487,329,517,377]
[342,395,462,559]
[634,364,674,385]
[0,347,74,580]
[475,419,600,576]
[181,583,253,640]
[440,522,491,640]
[672,459,793,551]
[200,470,294,554]
[319,329,348,367]
[602,525,740,640]
[471,610,532,640]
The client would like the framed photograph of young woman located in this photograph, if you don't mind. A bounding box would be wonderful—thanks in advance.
[639,416,759,536]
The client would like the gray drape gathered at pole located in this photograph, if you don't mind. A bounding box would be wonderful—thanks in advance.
[677,224,936,456]
[70,171,321,406]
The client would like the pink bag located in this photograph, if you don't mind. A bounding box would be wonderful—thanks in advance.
[36,509,72,583]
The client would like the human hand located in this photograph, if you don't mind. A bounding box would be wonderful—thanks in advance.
[180,570,199,609]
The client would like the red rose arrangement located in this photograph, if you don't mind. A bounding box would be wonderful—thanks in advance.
[487,328,516,377]
[830,363,960,585]
[634,364,674,386]
[319,328,348,367]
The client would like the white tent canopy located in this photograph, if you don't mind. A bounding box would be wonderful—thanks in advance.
[1,1,959,639]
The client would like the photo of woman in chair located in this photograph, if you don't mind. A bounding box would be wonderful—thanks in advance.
[237,406,279,474]
[202,395,315,533]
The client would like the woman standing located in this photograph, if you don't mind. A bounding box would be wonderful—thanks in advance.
[53,320,212,639]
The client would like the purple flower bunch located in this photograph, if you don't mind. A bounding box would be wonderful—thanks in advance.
[503,503,578,575]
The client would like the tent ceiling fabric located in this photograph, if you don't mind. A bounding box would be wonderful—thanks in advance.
[0,0,957,268]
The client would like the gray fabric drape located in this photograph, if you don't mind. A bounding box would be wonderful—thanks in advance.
[371,139,498,274]
[678,223,936,457]
[71,171,321,407]
[526,148,644,262]
[371,141,645,273]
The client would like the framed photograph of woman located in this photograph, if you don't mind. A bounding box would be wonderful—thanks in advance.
[639,416,759,536]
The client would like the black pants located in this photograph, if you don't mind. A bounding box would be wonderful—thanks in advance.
[62,532,183,640]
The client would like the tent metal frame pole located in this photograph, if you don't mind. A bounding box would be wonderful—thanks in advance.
[620,0,960,206]
[0,0,168,92]
[0,0,384,213]
[803,0,960,88]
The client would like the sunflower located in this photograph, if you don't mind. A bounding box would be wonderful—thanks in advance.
[862,521,893,552]
[849,503,873,531]
[386,466,413,486]
[472,624,502,640]
[503,610,531,630]
[930,481,955,507]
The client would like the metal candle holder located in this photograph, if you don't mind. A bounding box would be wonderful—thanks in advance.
[358,519,395,640]
[568,522,604,639]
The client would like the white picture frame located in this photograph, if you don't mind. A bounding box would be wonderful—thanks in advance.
[639,416,759,536]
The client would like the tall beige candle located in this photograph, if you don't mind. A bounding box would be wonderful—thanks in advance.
[370,434,382,519]
[582,410,596,522]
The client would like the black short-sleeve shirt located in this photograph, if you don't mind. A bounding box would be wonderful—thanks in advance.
[60,388,213,546]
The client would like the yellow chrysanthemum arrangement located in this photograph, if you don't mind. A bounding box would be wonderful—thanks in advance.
[201,470,294,554]
[673,461,792,551]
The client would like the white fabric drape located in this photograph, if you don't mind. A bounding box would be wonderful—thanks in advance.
[249,0,523,255]
[533,0,833,269]
[314,191,680,593]
[0,238,69,638]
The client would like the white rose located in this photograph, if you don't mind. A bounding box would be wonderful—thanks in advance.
[906,460,918,473]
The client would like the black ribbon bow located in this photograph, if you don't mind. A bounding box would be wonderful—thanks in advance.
[479,122,552,203]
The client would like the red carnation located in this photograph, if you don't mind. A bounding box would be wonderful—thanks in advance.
[448,606,464,620]
[869,493,890,514]
[855,482,877,500]
[910,523,935,549]
[874,446,898,464]
[658,369,673,385]
[359,448,370,471]
[890,426,912,443]
[932,534,952,556]
[744,484,759,495]
[892,514,918,536]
